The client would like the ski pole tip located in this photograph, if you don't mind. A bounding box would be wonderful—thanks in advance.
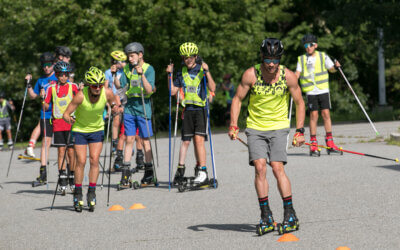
[376,132,380,136]
[395,158,399,163]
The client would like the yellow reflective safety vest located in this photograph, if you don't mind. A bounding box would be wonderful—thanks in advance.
[181,66,206,107]
[124,63,151,98]
[0,100,9,118]
[52,83,73,119]
[246,64,290,131]
[298,51,329,93]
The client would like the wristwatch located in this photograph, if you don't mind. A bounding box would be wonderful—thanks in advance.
[295,128,305,134]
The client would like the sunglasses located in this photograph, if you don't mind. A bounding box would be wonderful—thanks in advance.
[304,43,315,48]
[183,56,196,60]
[263,58,280,64]
[42,62,53,68]
[56,72,70,77]
[90,84,104,89]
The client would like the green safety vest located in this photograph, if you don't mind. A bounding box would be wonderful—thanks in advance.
[246,64,290,131]
[298,51,329,93]
[124,63,152,98]
[0,100,9,118]
[51,83,73,119]
[182,66,206,107]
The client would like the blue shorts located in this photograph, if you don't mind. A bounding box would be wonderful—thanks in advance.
[73,131,104,145]
[124,113,153,138]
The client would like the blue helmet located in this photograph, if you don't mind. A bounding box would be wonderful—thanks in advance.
[54,61,71,73]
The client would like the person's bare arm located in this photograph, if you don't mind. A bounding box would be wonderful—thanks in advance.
[228,67,254,139]
[286,68,305,146]
[202,62,216,92]
[166,63,179,96]
[63,90,84,124]
[105,88,119,114]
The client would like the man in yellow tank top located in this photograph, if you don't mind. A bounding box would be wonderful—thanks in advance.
[63,67,118,212]
[295,34,341,155]
[229,38,305,236]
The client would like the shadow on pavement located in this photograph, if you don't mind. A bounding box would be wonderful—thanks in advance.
[375,164,400,172]
[287,153,310,156]
[15,189,54,195]
[35,206,75,212]
[5,181,54,186]
[187,223,256,233]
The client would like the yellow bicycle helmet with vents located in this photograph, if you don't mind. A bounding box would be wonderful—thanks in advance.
[85,66,105,85]
[179,42,199,57]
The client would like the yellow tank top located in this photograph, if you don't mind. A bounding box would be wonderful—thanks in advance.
[73,87,107,133]
[246,64,290,131]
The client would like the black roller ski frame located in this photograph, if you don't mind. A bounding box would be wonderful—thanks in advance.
[326,147,344,155]
[177,177,218,192]
[309,148,321,157]
[18,154,40,161]
[117,180,140,191]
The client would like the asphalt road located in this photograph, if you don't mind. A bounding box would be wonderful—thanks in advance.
[1,121,400,249]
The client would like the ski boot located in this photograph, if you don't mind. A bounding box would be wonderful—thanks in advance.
[7,141,13,150]
[87,188,96,212]
[256,213,275,236]
[193,166,209,187]
[136,150,145,170]
[68,174,75,192]
[117,163,139,190]
[141,163,157,187]
[58,172,68,196]
[173,165,185,186]
[112,139,118,153]
[32,167,47,187]
[0,144,3,151]
[326,136,343,155]
[73,189,83,212]
[25,146,36,158]
[309,139,321,157]
[113,153,123,172]
[277,208,300,235]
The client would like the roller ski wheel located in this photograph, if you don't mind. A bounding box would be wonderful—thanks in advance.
[309,149,321,157]
[73,193,84,213]
[326,147,343,155]
[117,181,132,191]
[277,222,299,235]
[132,181,140,189]
[87,190,96,212]
[59,186,67,196]
[140,177,158,187]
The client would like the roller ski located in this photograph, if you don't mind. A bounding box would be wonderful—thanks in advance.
[7,142,13,150]
[136,150,145,170]
[87,188,96,212]
[18,154,40,161]
[73,190,83,213]
[256,213,275,236]
[68,173,75,192]
[178,166,218,192]
[309,139,321,157]
[325,136,343,155]
[32,167,47,187]
[140,163,158,187]
[117,164,139,190]
[277,208,300,235]
[58,172,68,196]
[25,146,36,158]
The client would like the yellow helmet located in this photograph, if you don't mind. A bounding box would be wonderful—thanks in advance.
[110,50,127,61]
[179,42,198,57]
[85,66,105,85]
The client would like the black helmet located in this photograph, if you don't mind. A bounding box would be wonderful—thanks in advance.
[302,34,317,44]
[260,38,284,58]
[54,61,72,73]
[55,46,72,57]
[124,42,144,55]
[40,52,55,64]
[0,91,5,98]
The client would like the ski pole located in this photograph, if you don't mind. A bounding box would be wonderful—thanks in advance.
[203,74,217,188]
[139,75,158,186]
[6,76,30,178]
[51,129,72,210]
[41,89,49,190]
[304,142,399,163]
[337,66,379,136]
[107,113,114,206]
[150,97,159,168]
[171,90,180,186]
[286,97,293,150]
[236,136,248,147]
[101,107,112,189]
[168,63,173,190]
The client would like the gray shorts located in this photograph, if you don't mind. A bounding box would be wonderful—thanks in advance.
[0,118,11,131]
[245,127,289,166]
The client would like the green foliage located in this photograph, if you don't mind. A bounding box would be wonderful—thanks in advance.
[0,0,399,141]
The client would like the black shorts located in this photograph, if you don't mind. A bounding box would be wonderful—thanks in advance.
[307,93,331,111]
[40,119,53,138]
[181,109,207,141]
[53,131,73,147]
